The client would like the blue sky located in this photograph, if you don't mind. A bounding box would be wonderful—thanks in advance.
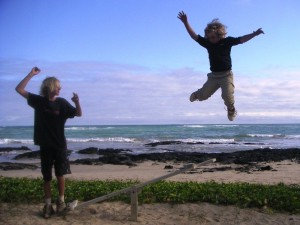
[1,0,300,125]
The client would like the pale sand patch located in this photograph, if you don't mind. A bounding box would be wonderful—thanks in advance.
[0,201,299,225]
[1,160,299,185]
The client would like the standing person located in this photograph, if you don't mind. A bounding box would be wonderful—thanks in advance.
[177,11,264,121]
[15,67,82,218]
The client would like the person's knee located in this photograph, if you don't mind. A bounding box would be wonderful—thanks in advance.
[197,90,212,101]
[43,173,52,182]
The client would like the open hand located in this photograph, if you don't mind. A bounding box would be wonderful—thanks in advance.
[177,11,187,23]
[254,28,264,36]
[71,92,79,103]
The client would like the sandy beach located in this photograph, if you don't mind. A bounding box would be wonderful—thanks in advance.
[1,159,300,224]
[1,160,300,184]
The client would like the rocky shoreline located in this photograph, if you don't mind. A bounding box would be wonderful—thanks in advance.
[0,146,299,172]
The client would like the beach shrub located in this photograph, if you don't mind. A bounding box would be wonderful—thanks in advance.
[0,177,299,213]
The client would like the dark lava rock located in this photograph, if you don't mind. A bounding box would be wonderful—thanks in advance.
[77,147,132,155]
[202,166,232,172]
[77,147,98,154]
[141,148,299,164]
[99,154,137,167]
[0,146,31,152]
[229,148,300,164]
[130,152,212,163]
[235,165,254,173]
[97,148,132,155]
[71,158,103,165]
[145,141,183,147]
[0,162,38,170]
[164,165,174,169]
[259,165,272,171]
[72,150,137,166]
[68,148,300,167]
[13,150,72,160]
[234,164,275,173]
[13,150,41,160]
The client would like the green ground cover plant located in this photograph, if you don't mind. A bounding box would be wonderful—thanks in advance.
[0,177,299,213]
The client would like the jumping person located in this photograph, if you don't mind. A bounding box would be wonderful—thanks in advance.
[178,11,264,121]
[15,67,82,218]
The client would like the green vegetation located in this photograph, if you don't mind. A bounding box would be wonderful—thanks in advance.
[0,177,299,213]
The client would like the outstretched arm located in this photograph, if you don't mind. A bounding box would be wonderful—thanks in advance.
[177,11,198,40]
[15,67,41,99]
[71,93,82,117]
[240,28,264,44]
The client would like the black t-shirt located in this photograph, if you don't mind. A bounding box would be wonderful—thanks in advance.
[27,93,76,148]
[196,35,241,72]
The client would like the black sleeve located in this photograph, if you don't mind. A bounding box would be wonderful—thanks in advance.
[226,36,241,46]
[195,35,210,48]
[27,93,43,109]
[61,98,76,119]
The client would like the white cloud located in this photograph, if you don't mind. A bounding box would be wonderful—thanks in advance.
[1,59,300,125]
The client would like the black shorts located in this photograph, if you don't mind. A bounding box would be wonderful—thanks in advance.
[40,146,71,181]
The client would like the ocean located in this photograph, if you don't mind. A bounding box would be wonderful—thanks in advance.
[0,124,299,162]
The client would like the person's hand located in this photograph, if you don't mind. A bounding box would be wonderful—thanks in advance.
[71,92,79,103]
[72,92,82,116]
[30,67,41,76]
[177,11,188,23]
[254,28,264,36]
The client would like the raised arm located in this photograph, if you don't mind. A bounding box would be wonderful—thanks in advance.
[177,11,198,41]
[71,93,82,117]
[15,67,41,99]
[240,28,264,44]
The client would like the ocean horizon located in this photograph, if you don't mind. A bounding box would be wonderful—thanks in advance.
[1,124,299,162]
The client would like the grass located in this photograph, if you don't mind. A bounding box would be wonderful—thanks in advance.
[0,176,299,213]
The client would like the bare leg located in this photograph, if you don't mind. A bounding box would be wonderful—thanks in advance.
[43,180,54,218]
[44,181,51,199]
[56,176,65,197]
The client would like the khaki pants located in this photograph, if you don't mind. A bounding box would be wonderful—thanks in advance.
[194,70,235,108]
